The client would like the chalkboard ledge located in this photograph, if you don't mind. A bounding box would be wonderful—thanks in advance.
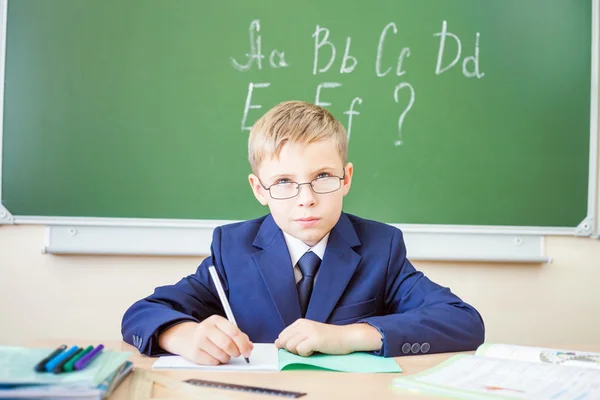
[2,216,557,263]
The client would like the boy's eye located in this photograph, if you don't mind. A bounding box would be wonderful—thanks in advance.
[274,178,293,185]
[316,172,332,180]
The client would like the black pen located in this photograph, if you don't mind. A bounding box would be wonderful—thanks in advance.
[34,345,67,372]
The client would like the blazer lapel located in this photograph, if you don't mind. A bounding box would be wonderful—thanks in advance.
[306,213,362,323]
[251,215,302,327]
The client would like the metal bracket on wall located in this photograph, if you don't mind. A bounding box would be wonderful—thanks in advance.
[575,216,594,236]
[0,203,14,225]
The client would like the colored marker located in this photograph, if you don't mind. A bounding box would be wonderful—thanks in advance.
[34,345,67,372]
[74,344,104,370]
[45,346,79,372]
[63,345,93,372]
[53,347,84,374]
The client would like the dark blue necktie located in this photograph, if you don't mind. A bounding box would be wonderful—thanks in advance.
[296,251,321,317]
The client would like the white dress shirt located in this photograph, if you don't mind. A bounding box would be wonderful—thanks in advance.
[282,231,329,284]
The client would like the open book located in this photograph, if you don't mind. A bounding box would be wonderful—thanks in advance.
[392,343,600,400]
[152,343,401,373]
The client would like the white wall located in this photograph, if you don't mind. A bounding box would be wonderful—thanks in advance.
[1,224,599,348]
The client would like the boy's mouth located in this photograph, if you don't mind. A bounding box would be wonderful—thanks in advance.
[295,217,320,228]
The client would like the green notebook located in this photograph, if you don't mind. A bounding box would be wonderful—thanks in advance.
[279,348,401,373]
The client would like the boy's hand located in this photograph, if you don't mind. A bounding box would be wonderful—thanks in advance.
[274,319,382,356]
[157,315,253,365]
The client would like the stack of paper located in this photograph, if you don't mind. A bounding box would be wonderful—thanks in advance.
[0,346,132,399]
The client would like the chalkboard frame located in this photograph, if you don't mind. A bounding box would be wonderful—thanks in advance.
[0,0,597,260]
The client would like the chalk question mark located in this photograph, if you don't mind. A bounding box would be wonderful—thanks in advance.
[393,82,415,146]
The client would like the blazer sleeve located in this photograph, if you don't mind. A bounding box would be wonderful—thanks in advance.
[121,227,227,356]
[358,228,485,357]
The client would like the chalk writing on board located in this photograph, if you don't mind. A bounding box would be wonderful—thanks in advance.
[396,48,411,77]
[315,82,342,108]
[435,20,485,78]
[313,25,358,75]
[241,82,270,131]
[313,25,336,75]
[341,37,358,74]
[233,19,484,145]
[376,22,411,78]
[393,82,416,146]
[344,97,364,142]
[231,19,289,72]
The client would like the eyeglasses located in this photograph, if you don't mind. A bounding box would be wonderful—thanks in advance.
[259,172,346,200]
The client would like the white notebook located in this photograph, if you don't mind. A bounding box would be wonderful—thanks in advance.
[152,343,279,371]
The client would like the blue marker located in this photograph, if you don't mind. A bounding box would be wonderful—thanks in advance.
[45,346,79,372]
[34,345,66,372]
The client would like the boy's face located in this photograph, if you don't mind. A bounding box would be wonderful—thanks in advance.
[248,138,353,247]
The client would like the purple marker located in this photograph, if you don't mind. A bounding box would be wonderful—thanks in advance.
[74,344,104,370]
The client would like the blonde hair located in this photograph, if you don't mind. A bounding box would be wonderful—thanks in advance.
[248,101,348,173]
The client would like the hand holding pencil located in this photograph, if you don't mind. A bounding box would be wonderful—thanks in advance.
[157,266,253,366]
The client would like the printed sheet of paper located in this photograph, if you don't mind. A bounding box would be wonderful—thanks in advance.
[477,343,600,370]
[393,355,600,400]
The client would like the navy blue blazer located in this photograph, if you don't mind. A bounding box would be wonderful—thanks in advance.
[122,213,484,357]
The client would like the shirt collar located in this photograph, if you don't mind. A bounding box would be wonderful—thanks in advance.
[282,231,330,267]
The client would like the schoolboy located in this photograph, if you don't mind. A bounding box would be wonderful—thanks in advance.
[122,101,484,364]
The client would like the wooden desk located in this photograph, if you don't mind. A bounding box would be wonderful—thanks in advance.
[32,340,459,399]
[30,341,600,399]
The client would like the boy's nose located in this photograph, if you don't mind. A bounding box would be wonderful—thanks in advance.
[296,183,317,207]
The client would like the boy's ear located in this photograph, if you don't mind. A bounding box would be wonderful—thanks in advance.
[248,174,269,206]
[342,162,354,196]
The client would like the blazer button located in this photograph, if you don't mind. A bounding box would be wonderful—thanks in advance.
[411,343,421,354]
[401,343,411,354]
[421,342,430,353]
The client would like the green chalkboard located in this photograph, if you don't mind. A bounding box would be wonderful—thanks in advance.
[0,0,593,227]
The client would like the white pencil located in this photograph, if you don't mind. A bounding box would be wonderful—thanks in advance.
[208,265,250,363]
